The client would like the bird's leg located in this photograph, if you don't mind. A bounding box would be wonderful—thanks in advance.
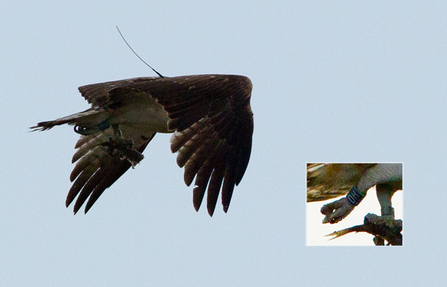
[373,183,402,245]
[102,124,144,167]
[376,184,396,220]
[74,119,111,135]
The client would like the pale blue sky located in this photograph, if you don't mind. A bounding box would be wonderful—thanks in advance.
[2,1,447,286]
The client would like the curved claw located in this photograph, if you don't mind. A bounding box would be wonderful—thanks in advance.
[74,120,110,135]
[321,197,355,224]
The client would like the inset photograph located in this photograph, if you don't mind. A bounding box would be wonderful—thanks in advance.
[306,163,403,246]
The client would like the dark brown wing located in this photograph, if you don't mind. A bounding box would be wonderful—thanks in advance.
[78,77,161,109]
[69,75,253,215]
[67,128,155,214]
[61,78,165,213]
[148,75,254,216]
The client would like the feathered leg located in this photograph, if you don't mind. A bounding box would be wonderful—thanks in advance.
[376,183,398,219]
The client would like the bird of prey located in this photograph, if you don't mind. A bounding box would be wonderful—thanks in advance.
[32,74,254,216]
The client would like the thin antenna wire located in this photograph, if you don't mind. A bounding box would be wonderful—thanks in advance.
[116,26,164,78]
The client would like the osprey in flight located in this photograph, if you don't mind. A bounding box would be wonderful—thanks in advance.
[32,74,254,216]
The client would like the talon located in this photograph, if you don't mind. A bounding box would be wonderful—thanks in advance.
[74,125,86,134]
[74,120,110,135]
[101,125,144,165]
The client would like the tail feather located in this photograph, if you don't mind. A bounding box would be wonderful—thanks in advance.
[31,108,107,132]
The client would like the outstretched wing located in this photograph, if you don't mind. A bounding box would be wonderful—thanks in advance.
[35,75,253,215]
[149,75,254,216]
[67,127,155,214]
[64,78,162,214]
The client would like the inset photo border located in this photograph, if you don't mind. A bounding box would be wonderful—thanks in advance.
[306,163,403,246]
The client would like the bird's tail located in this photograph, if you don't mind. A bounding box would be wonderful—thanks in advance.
[31,108,108,134]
